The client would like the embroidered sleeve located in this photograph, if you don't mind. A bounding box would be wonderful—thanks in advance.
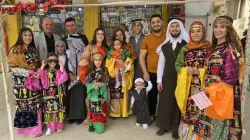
[125,44,137,62]
[221,47,239,85]
[81,45,91,60]
[175,46,188,73]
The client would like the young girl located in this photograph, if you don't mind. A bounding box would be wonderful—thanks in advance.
[130,78,152,129]
[38,52,68,136]
[86,52,109,134]
[106,39,131,88]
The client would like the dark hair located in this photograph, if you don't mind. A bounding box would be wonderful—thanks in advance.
[44,52,60,70]
[64,17,76,24]
[150,14,162,22]
[112,29,126,46]
[212,16,240,53]
[91,28,108,49]
[14,28,36,49]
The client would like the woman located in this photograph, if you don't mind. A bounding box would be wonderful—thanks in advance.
[7,28,42,137]
[175,21,211,140]
[193,16,243,140]
[70,28,108,125]
[108,29,137,118]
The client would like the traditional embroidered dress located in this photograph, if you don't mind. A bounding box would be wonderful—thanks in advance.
[175,21,211,140]
[38,69,68,132]
[86,68,109,133]
[106,46,134,118]
[8,45,43,135]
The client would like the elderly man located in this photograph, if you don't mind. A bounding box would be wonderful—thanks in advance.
[156,18,188,139]
[35,17,61,61]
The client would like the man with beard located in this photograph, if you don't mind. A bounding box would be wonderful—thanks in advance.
[139,14,166,122]
[155,18,188,139]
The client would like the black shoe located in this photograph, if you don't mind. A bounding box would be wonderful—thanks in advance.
[172,131,179,139]
[88,126,95,132]
[156,129,168,136]
[151,116,156,123]
[76,119,84,125]
[68,119,76,124]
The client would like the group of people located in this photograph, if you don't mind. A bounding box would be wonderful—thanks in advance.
[7,13,245,140]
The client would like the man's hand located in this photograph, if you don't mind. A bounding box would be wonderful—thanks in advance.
[143,72,150,81]
[157,83,163,92]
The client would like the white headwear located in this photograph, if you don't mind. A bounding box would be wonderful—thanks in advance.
[156,19,189,54]
[129,19,147,36]
[134,78,144,84]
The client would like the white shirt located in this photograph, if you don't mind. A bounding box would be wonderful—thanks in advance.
[157,37,182,83]
[131,81,153,105]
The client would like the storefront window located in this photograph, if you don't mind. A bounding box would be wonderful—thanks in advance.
[100,5,162,45]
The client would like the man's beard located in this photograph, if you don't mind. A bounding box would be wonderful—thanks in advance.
[153,28,162,33]
[171,32,181,38]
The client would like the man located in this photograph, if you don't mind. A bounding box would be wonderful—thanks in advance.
[62,17,89,125]
[156,18,188,139]
[120,23,130,43]
[35,17,61,61]
[129,19,145,79]
[139,14,166,122]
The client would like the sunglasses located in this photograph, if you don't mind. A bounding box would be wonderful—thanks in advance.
[47,59,58,63]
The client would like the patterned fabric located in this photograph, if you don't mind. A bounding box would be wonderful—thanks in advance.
[193,42,241,140]
[86,68,109,124]
[123,43,137,62]
[175,46,209,139]
[42,70,65,124]
[8,45,42,129]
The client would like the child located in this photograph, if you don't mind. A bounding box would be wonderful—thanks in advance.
[86,52,109,134]
[106,39,131,88]
[130,78,152,129]
[38,52,68,136]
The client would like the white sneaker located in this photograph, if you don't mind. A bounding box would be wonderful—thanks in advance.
[57,129,62,133]
[136,123,140,126]
[46,128,52,136]
[143,124,148,129]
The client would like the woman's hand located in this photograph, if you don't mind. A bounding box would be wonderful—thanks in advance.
[79,59,89,66]
[187,67,193,75]
[33,72,40,79]
[115,59,125,67]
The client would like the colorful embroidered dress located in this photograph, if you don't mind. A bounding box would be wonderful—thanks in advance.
[38,69,68,132]
[86,68,109,133]
[175,45,210,140]
[8,45,43,135]
[193,42,240,140]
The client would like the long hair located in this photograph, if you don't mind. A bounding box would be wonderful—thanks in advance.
[112,29,126,47]
[212,16,241,53]
[91,28,108,49]
[13,28,36,50]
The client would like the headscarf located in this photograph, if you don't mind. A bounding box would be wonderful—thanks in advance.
[156,18,189,54]
[129,19,147,36]
[213,16,242,55]
[187,21,211,49]
[55,40,66,54]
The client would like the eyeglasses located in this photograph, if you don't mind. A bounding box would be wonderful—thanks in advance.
[47,59,58,63]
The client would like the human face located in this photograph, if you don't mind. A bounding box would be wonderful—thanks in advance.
[42,19,54,34]
[133,22,142,35]
[150,17,163,33]
[135,82,144,91]
[22,31,33,46]
[96,30,104,43]
[94,57,102,69]
[47,56,58,69]
[213,23,227,41]
[56,43,65,55]
[116,31,124,42]
[65,21,77,34]
[169,22,181,38]
[114,41,122,50]
[190,27,203,42]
